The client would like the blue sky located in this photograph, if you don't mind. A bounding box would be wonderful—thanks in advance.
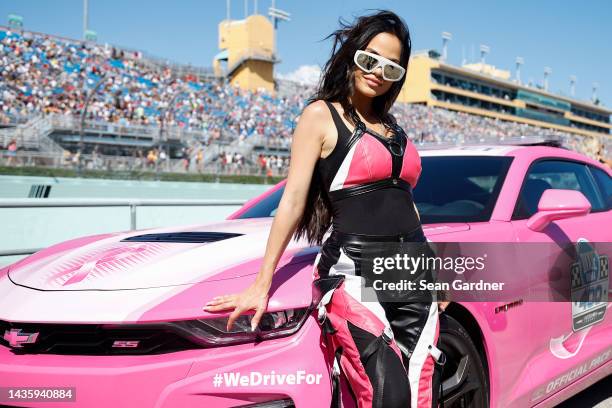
[1,0,611,107]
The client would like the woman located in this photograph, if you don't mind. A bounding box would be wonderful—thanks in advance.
[204,10,447,408]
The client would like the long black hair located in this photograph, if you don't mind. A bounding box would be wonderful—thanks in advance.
[293,9,412,246]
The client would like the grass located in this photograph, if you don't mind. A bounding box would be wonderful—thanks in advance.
[0,166,285,185]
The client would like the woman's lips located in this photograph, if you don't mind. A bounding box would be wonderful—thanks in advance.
[364,76,382,87]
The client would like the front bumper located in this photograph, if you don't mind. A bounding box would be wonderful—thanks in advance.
[0,316,332,408]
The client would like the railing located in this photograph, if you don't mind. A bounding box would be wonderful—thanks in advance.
[226,49,279,77]
[0,113,30,127]
[48,114,189,141]
[0,150,290,177]
[0,115,61,153]
[0,198,247,257]
[248,134,292,150]
[2,113,238,147]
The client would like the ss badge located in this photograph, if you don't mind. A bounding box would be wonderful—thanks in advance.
[112,340,140,348]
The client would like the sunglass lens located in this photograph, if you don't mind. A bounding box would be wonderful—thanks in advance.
[356,53,378,71]
[383,64,403,81]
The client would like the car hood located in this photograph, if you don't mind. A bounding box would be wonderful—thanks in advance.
[7,219,469,292]
[7,218,316,291]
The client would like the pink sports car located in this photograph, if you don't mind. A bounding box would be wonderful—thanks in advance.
[0,142,610,408]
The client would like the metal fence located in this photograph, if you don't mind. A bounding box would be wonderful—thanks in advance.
[0,113,241,165]
[0,149,290,178]
[47,114,216,143]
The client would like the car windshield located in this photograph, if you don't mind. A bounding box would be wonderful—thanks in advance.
[235,156,513,223]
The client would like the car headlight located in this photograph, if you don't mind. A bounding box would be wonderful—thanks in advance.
[170,308,311,346]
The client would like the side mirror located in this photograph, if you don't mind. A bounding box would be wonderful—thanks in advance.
[526,189,591,232]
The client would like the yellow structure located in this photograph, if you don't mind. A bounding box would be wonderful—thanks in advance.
[213,15,278,94]
[400,51,612,138]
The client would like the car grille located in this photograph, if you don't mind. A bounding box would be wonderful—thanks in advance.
[0,320,201,355]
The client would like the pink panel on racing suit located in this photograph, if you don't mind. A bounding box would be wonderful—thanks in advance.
[399,141,422,189]
[343,134,393,188]
[329,132,422,192]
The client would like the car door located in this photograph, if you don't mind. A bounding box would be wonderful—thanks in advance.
[509,158,611,405]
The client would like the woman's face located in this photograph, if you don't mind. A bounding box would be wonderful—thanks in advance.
[353,31,403,98]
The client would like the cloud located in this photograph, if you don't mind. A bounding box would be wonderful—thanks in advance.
[277,65,322,86]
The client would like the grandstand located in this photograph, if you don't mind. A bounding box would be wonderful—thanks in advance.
[0,23,610,178]
[400,50,611,138]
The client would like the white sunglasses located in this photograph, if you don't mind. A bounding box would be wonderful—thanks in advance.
[353,50,406,82]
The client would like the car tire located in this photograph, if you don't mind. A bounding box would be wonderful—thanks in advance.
[437,313,490,408]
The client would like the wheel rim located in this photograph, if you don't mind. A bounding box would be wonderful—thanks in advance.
[438,333,487,407]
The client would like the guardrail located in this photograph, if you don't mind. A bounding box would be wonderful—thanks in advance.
[0,198,247,257]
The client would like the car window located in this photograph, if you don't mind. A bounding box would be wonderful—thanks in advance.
[413,156,513,223]
[235,156,513,223]
[513,160,606,219]
[589,166,612,210]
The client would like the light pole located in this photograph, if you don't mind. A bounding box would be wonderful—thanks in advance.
[441,32,452,62]
[592,82,599,104]
[268,0,290,97]
[83,0,89,40]
[269,1,290,30]
[515,57,524,84]
[543,67,552,92]
[569,75,576,97]
[479,44,490,73]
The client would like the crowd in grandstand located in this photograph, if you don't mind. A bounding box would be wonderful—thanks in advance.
[1,27,610,174]
[0,28,302,146]
[391,103,608,159]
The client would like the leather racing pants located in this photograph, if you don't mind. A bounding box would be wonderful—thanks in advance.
[312,225,446,408]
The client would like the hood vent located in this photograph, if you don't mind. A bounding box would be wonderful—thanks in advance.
[121,231,243,243]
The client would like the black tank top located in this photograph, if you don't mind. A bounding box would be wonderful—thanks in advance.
[316,101,422,235]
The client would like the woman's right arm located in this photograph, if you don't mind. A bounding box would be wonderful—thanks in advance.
[203,100,330,331]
